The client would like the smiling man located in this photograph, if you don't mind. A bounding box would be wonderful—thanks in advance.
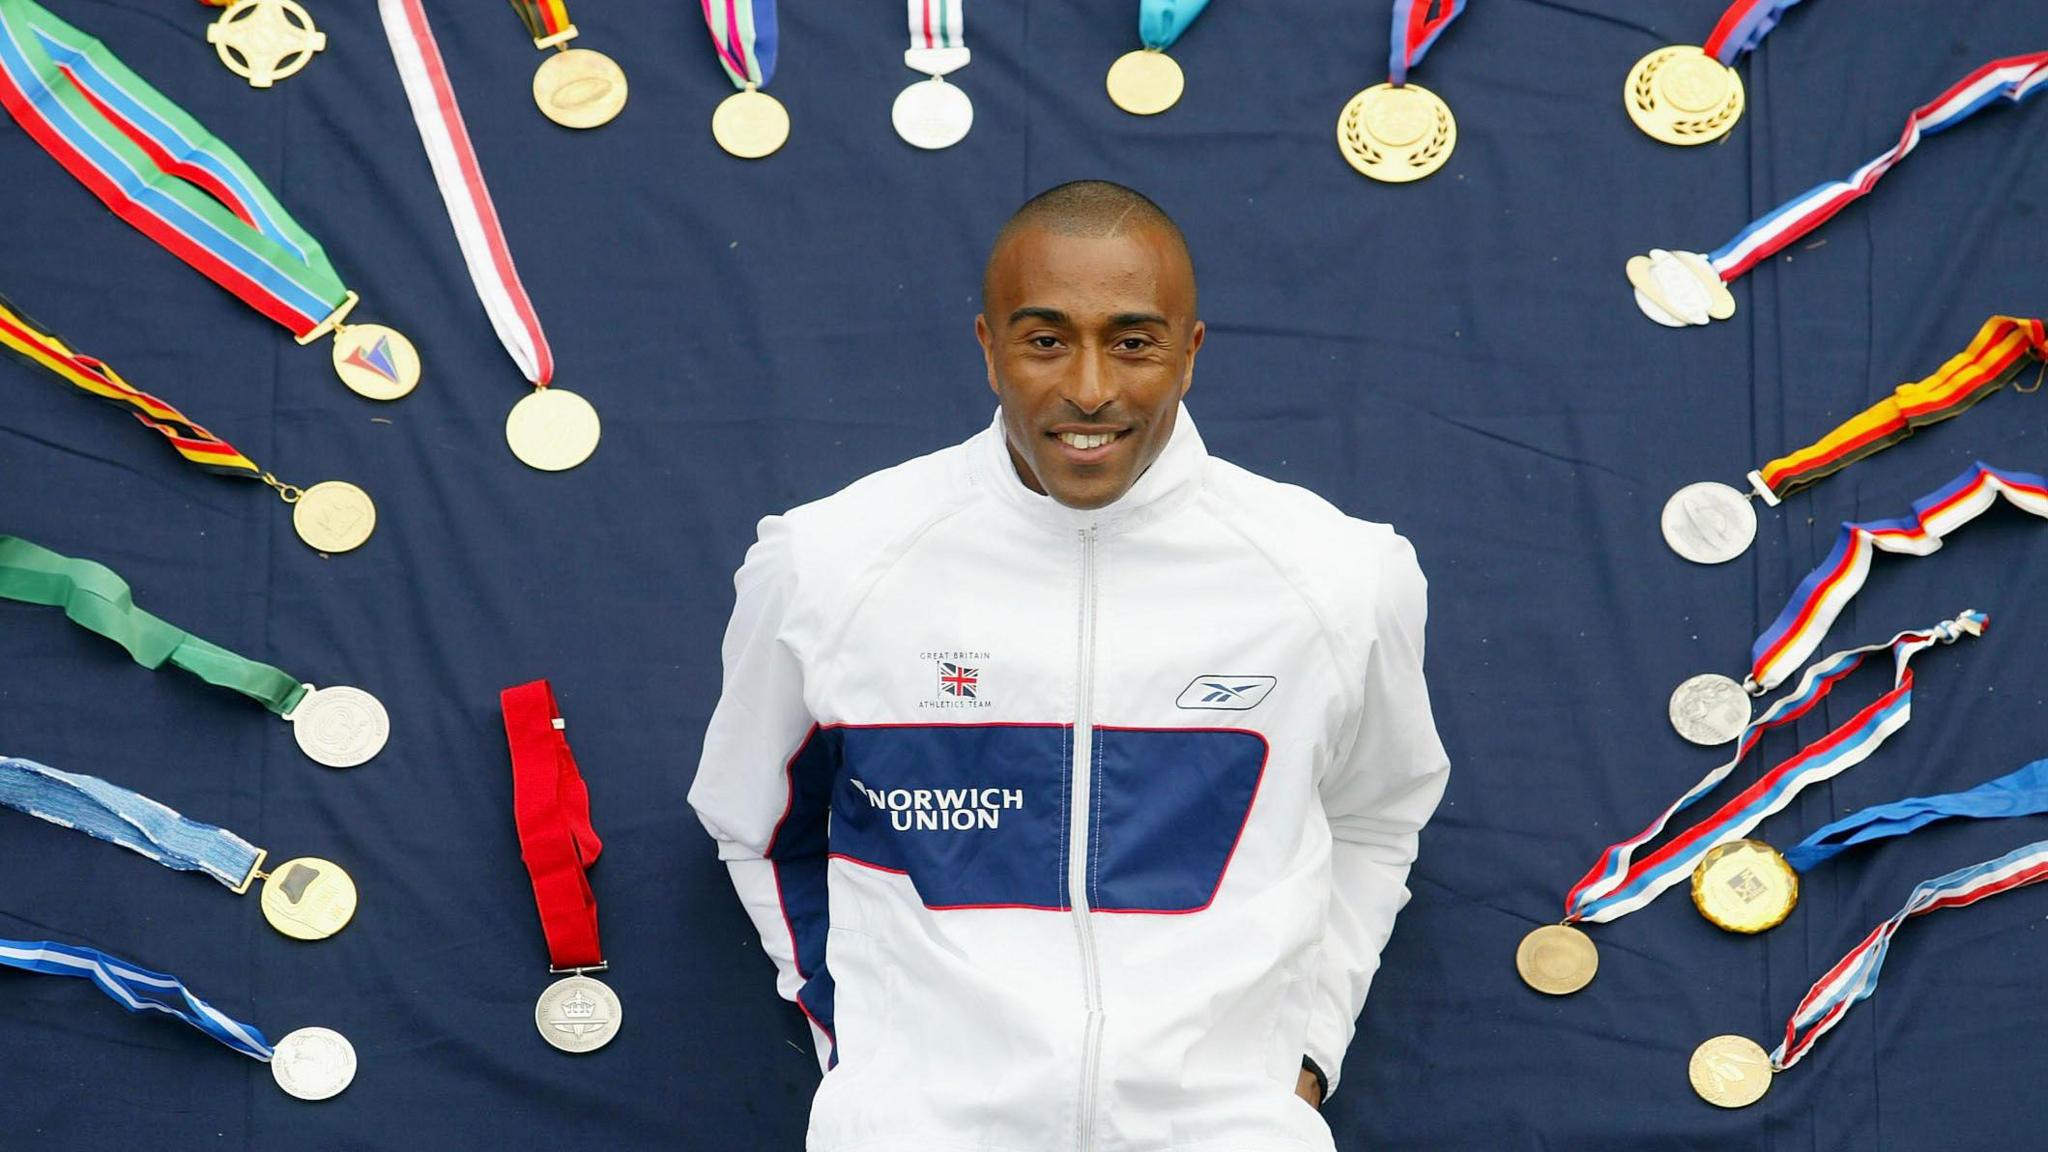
[690,181,1450,1152]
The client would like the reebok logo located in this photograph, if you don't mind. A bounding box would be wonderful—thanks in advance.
[1175,675,1277,711]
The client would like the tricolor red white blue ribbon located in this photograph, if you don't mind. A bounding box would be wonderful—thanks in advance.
[379,0,554,388]
[1709,54,2048,283]
[0,938,274,1061]
[1564,613,1985,925]
[1701,0,1806,67]
[1771,837,2048,1070]
[703,0,778,89]
[1388,0,1466,86]
[1748,463,2044,693]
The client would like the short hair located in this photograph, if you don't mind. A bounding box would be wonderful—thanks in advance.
[982,180,1194,309]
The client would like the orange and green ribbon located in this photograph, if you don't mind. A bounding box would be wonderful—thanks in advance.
[1751,317,2047,504]
[0,292,271,480]
[511,0,575,45]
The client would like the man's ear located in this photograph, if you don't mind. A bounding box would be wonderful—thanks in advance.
[976,313,999,396]
[1180,319,1205,397]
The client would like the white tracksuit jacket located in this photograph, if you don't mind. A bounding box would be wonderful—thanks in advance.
[689,407,1450,1152]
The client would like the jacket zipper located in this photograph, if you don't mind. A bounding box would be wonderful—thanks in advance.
[1070,525,1105,1152]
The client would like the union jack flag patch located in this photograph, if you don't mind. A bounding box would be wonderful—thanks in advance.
[936,662,980,698]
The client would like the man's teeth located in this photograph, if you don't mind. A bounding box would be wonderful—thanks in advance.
[1059,431,1117,450]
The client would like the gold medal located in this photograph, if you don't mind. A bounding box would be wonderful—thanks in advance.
[258,856,358,940]
[299,293,421,400]
[1625,45,1745,146]
[1689,1035,1773,1107]
[533,46,628,129]
[712,85,790,159]
[1692,839,1798,933]
[1105,49,1184,115]
[207,0,327,89]
[506,387,602,472]
[1337,82,1456,183]
[289,480,377,553]
[1514,923,1598,995]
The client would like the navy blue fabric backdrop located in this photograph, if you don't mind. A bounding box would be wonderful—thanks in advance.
[2,1,2046,1148]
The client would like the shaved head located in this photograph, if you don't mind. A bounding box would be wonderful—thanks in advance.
[982,180,1195,310]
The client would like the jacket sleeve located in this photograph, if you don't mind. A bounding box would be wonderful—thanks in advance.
[1301,533,1450,1099]
[687,515,840,1071]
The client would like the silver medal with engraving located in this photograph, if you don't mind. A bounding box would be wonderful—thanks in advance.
[1669,673,1752,746]
[535,974,622,1053]
[893,76,973,149]
[287,684,390,768]
[271,1026,357,1100]
[1661,481,1756,564]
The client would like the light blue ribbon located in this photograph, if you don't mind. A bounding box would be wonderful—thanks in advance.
[0,938,273,1059]
[1139,0,1210,50]
[0,756,262,889]
[1785,758,2048,872]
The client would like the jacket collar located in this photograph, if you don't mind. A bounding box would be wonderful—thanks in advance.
[968,403,1206,533]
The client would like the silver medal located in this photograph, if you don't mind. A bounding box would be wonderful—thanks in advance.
[1668,673,1753,746]
[1661,481,1757,564]
[535,975,622,1053]
[271,1026,357,1100]
[287,684,390,768]
[892,76,973,149]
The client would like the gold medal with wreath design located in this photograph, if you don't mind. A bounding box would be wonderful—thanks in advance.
[1626,45,1744,145]
[1337,82,1456,183]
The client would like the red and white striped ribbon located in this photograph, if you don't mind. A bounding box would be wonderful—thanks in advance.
[378,0,554,387]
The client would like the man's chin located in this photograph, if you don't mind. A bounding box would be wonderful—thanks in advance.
[1041,473,1131,511]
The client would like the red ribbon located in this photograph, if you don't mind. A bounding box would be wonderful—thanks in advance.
[501,680,605,971]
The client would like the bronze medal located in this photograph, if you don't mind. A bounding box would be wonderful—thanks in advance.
[1515,923,1598,995]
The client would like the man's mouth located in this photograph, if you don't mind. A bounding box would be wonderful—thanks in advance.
[1055,430,1126,450]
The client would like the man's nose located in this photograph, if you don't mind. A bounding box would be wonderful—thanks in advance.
[1067,345,1115,414]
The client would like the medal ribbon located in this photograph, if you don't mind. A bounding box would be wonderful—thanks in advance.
[1771,837,2048,1070]
[1708,54,2048,283]
[0,0,352,336]
[1750,318,2047,506]
[1749,463,2045,693]
[910,0,964,52]
[1563,612,1985,924]
[1784,757,2048,873]
[0,293,264,478]
[702,0,778,89]
[1139,0,1209,51]
[511,0,575,46]
[1701,0,1806,66]
[0,939,273,1060]
[381,0,554,389]
[0,536,308,717]
[1388,0,1466,86]
[0,755,264,890]
[501,680,605,970]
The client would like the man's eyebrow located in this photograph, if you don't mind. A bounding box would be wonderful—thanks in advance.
[1109,311,1169,328]
[1008,306,1069,326]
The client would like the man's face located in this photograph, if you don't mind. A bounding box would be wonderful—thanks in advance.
[976,225,1204,510]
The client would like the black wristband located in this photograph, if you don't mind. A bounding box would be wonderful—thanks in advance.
[1301,1056,1329,1105]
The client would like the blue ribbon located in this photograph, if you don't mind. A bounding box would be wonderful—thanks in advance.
[1138,0,1210,50]
[0,938,273,1059]
[1785,757,2048,872]
[0,756,262,889]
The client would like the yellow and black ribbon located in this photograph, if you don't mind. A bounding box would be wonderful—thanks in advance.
[511,0,576,46]
[0,292,270,480]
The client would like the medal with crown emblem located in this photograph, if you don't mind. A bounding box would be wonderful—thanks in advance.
[535,973,623,1053]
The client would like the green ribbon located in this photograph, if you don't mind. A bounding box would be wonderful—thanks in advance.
[0,536,306,716]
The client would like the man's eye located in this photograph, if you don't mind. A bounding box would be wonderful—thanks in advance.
[1116,336,1150,351]
[1031,336,1061,349]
